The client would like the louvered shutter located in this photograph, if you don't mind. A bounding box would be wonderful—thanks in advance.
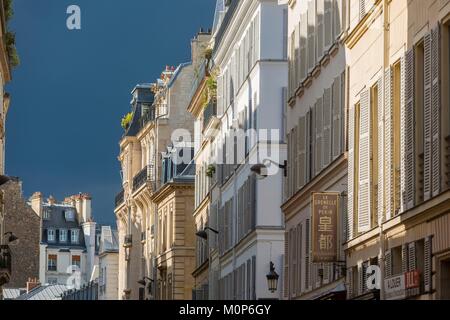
[385,67,394,220]
[297,224,303,295]
[246,260,251,299]
[385,249,392,278]
[287,131,292,198]
[306,109,311,183]
[316,0,324,60]
[358,89,371,233]
[402,244,409,273]
[300,12,308,81]
[404,49,416,210]
[424,236,432,292]
[305,218,311,290]
[315,98,324,175]
[347,268,353,299]
[252,256,256,299]
[217,75,224,115]
[358,263,363,295]
[333,0,343,40]
[431,26,441,197]
[307,0,316,71]
[293,126,298,192]
[323,88,332,167]
[311,105,316,176]
[424,32,433,200]
[251,175,257,229]
[359,0,366,21]
[377,76,385,223]
[400,54,407,213]
[295,23,300,88]
[408,242,417,271]
[332,76,342,159]
[324,0,333,50]
[298,116,307,188]
[283,232,289,299]
[292,228,297,297]
[347,104,355,240]
[362,261,369,294]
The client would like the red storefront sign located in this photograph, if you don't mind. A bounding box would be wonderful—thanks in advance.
[405,270,420,289]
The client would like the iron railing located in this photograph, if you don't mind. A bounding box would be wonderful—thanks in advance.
[0,245,12,286]
[203,100,217,129]
[115,189,125,208]
[132,165,155,192]
[189,60,208,103]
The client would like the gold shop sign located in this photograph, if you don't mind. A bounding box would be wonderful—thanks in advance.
[312,192,339,263]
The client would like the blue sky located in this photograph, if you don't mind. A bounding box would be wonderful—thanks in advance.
[5,0,216,225]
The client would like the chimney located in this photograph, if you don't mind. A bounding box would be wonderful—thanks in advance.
[29,192,43,217]
[47,195,57,205]
[26,278,40,293]
[81,193,92,223]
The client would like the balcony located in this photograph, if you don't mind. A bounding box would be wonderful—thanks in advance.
[115,189,125,208]
[124,234,133,248]
[203,100,220,139]
[0,245,12,286]
[132,165,155,192]
[189,60,208,104]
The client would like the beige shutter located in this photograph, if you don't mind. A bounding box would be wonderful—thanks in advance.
[332,76,342,159]
[402,244,409,273]
[293,126,298,192]
[297,224,303,295]
[300,12,308,81]
[323,88,332,167]
[292,228,297,297]
[298,116,307,188]
[324,0,333,49]
[346,268,353,299]
[384,67,394,220]
[311,105,316,176]
[316,0,324,60]
[431,25,441,197]
[400,54,407,213]
[424,32,432,200]
[286,131,291,198]
[306,109,311,183]
[315,98,323,175]
[358,89,371,233]
[403,49,416,210]
[307,0,316,71]
[359,0,366,21]
[347,104,355,240]
[333,0,343,39]
[283,231,289,299]
[305,218,311,290]
[295,23,300,89]
[408,241,417,271]
[385,249,392,278]
[217,75,224,115]
[377,76,385,223]
[424,236,432,292]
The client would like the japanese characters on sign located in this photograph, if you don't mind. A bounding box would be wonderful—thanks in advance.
[311,192,339,263]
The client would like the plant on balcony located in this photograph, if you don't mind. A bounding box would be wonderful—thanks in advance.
[201,70,217,109]
[206,164,216,178]
[121,112,133,130]
[3,0,20,68]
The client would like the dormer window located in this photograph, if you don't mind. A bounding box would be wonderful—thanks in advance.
[59,229,68,243]
[43,208,51,220]
[71,229,79,244]
[64,209,75,222]
[47,229,56,242]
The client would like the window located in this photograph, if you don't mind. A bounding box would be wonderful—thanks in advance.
[393,61,402,215]
[65,209,75,222]
[71,229,79,244]
[72,255,81,271]
[443,23,450,190]
[48,254,57,271]
[353,102,361,233]
[439,257,450,299]
[392,246,403,276]
[43,208,51,220]
[47,229,56,242]
[47,277,58,285]
[415,41,425,204]
[59,229,67,243]
[370,84,379,227]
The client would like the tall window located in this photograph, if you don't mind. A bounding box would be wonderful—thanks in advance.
[354,103,361,232]
[48,254,57,271]
[443,23,450,190]
[59,229,67,243]
[47,229,56,242]
[393,61,402,215]
[415,41,425,204]
[72,255,81,271]
[71,229,79,244]
[370,84,379,227]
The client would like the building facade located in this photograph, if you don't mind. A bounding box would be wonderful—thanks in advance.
[281,0,348,300]
[30,193,97,287]
[210,0,288,300]
[98,226,119,300]
[151,147,196,300]
[345,0,450,300]
[115,32,208,300]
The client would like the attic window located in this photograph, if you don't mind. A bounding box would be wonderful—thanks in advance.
[65,209,75,222]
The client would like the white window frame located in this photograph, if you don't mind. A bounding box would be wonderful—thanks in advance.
[59,229,68,243]
[47,229,56,242]
[71,229,79,244]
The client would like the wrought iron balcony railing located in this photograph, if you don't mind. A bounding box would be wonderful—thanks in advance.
[203,100,217,129]
[132,165,155,192]
[115,189,125,208]
[0,245,12,286]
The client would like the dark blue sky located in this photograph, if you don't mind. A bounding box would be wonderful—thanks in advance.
[5,0,216,225]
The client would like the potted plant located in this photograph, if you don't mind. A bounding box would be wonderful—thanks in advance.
[206,164,216,178]
[121,112,133,130]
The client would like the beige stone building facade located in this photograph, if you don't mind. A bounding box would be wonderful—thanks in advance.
[115,32,209,300]
[344,0,450,300]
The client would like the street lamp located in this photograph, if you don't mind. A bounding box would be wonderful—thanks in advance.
[195,227,219,240]
[266,261,279,293]
[250,159,287,178]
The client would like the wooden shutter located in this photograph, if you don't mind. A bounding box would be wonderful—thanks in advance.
[359,0,366,21]
[246,260,251,299]
[293,126,298,192]
[333,0,343,40]
[251,256,256,300]
[347,104,355,240]
[315,98,323,175]
[287,131,292,198]
[305,219,311,290]
[377,76,385,223]
[385,249,392,278]
[424,236,432,292]
[402,244,409,273]
[384,67,394,220]
[217,75,224,115]
[297,224,303,295]
[323,88,332,167]
[300,12,308,81]
[305,109,312,183]
[431,25,441,197]
[400,54,407,213]
[250,175,256,229]
[332,76,342,159]
[404,49,416,210]
[307,0,316,71]
[408,241,417,271]
[424,31,433,200]
[298,116,307,188]
[316,0,324,60]
[358,89,371,233]
[324,0,333,49]
[347,268,353,299]
[295,23,300,88]
[292,228,297,297]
